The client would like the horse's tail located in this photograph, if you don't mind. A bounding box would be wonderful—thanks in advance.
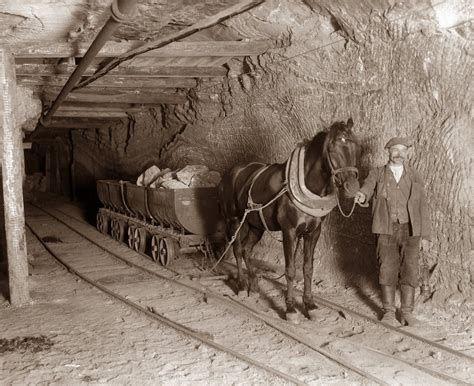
[218,167,236,240]
[217,164,251,240]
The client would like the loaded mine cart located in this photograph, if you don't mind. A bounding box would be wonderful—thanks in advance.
[96,180,225,266]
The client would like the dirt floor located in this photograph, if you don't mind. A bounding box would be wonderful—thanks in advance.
[0,236,281,385]
[1,198,473,385]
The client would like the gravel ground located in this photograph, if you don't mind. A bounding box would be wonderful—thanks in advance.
[1,197,472,385]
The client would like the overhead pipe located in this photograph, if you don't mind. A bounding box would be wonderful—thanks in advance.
[39,0,137,126]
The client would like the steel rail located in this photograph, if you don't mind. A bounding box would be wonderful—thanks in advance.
[34,203,474,369]
[37,203,474,383]
[346,342,472,385]
[254,269,474,362]
[25,219,305,386]
[29,203,455,385]
[30,204,388,384]
[221,296,472,385]
[150,260,474,385]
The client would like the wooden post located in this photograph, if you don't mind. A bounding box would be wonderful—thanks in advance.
[0,46,29,305]
[70,132,76,202]
[45,148,52,192]
[55,142,61,194]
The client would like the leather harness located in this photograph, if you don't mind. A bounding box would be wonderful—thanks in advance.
[244,142,358,232]
[285,144,337,217]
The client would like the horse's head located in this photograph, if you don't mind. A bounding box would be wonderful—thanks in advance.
[324,118,361,197]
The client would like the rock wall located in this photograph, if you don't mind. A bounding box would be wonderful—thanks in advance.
[74,0,472,312]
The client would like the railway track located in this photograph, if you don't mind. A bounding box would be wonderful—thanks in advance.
[28,202,473,385]
[256,268,474,359]
[27,204,371,385]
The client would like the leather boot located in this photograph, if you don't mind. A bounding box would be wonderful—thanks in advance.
[380,285,400,326]
[400,284,421,326]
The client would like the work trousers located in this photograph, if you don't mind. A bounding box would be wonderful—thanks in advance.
[376,223,420,287]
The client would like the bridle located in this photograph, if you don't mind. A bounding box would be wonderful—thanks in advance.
[325,137,360,217]
[325,138,359,187]
[330,165,359,186]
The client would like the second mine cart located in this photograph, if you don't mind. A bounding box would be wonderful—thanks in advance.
[96,180,225,266]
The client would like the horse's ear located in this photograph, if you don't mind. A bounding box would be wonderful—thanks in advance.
[347,117,354,128]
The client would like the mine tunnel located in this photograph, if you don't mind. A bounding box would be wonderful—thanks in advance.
[0,0,472,384]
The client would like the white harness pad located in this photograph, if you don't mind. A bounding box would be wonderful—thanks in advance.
[285,143,337,217]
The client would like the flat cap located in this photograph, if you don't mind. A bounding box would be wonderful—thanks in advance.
[384,136,413,149]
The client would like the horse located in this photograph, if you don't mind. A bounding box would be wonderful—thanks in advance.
[218,118,361,323]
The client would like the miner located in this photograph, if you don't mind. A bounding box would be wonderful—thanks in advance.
[355,137,431,327]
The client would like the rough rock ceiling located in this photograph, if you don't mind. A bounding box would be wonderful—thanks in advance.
[0,0,246,42]
[1,0,272,133]
[0,0,472,134]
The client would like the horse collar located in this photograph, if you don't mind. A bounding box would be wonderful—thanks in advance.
[285,143,337,217]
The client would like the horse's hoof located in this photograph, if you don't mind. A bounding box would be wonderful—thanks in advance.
[249,281,260,294]
[286,312,300,324]
[307,308,320,321]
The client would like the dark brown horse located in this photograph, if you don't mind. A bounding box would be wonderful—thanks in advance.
[218,118,360,323]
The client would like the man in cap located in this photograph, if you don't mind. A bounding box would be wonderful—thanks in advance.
[355,137,431,326]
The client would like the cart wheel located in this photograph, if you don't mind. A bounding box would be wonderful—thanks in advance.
[96,213,101,232]
[133,227,147,253]
[112,220,126,242]
[159,238,177,266]
[127,225,136,249]
[110,219,118,239]
[113,220,121,240]
[96,213,108,234]
[117,221,126,242]
[150,235,161,262]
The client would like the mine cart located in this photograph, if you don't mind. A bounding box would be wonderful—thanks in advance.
[96,180,225,266]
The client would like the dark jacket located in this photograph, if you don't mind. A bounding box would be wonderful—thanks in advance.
[359,164,431,239]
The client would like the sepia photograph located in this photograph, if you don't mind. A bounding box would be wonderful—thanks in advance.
[0,0,472,384]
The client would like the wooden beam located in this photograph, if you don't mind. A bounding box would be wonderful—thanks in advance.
[18,76,198,89]
[56,107,141,114]
[42,89,187,105]
[0,46,29,305]
[168,56,231,67]
[54,103,145,113]
[30,138,67,144]
[40,118,122,129]
[76,0,265,88]
[52,110,129,118]
[16,63,227,78]
[153,40,274,57]
[13,40,275,58]
[25,118,122,142]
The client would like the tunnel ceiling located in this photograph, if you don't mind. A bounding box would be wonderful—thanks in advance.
[1,0,471,138]
[1,0,274,136]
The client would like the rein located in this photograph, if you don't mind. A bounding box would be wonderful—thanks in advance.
[333,183,357,218]
[211,138,360,270]
[326,144,360,218]
[210,178,288,271]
